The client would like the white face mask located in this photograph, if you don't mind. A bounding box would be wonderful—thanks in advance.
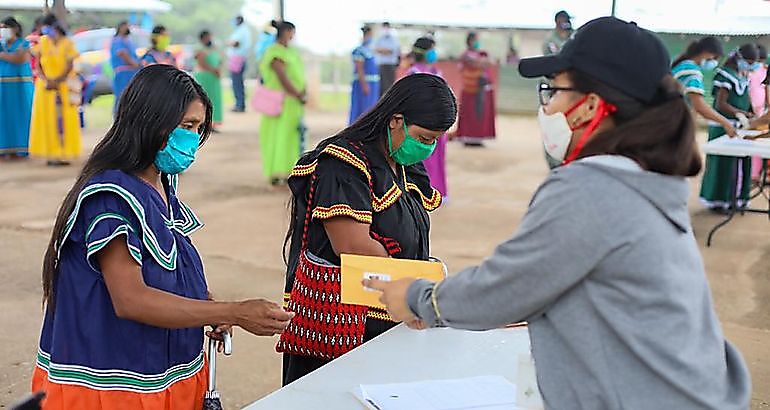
[0,28,13,40]
[537,106,573,165]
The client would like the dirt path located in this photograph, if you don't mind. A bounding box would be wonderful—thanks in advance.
[1,110,768,408]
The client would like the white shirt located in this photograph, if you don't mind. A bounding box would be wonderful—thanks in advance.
[374,32,400,66]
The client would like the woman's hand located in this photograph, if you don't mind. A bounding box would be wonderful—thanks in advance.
[205,324,233,353]
[235,299,295,336]
[723,122,739,138]
[749,113,770,131]
[363,278,425,328]
[206,291,234,352]
[45,79,60,90]
[294,90,307,104]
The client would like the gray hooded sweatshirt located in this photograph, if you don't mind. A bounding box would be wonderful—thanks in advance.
[408,156,751,409]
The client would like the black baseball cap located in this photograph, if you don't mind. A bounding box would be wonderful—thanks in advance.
[519,17,670,104]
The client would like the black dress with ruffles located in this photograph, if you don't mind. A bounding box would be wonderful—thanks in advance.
[282,137,442,385]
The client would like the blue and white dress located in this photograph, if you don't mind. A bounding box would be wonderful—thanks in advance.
[0,38,33,155]
[348,41,380,125]
[33,170,211,408]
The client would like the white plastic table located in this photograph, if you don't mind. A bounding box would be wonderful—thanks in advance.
[243,325,532,409]
[702,134,770,158]
[702,135,770,246]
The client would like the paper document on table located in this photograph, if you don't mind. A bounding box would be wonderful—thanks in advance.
[736,129,764,139]
[357,375,526,410]
[722,137,756,145]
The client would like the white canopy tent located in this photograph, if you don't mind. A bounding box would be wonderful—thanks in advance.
[283,0,770,54]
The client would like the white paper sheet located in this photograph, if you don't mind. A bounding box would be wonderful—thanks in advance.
[358,375,525,410]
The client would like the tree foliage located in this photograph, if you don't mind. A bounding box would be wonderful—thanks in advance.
[155,0,245,45]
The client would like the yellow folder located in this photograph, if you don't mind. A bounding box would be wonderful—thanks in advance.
[340,254,446,310]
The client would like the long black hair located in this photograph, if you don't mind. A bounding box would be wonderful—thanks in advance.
[41,65,213,309]
[671,36,723,67]
[282,73,457,263]
[570,69,701,177]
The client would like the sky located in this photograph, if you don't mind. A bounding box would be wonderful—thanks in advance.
[241,0,770,54]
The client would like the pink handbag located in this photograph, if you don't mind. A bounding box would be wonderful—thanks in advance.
[250,84,285,116]
[227,55,246,73]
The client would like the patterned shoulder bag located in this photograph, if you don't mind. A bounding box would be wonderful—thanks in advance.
[276,142,392,360]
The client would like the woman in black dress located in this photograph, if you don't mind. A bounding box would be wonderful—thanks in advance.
[277,73,457,384]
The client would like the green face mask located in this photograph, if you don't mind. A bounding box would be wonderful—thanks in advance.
[387,121,437,166]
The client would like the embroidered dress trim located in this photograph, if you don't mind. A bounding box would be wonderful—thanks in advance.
[312,204,373,224]
[35,349,205,394]
[405,182,442,211]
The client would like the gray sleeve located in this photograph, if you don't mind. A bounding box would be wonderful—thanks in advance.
[408,175,613,330]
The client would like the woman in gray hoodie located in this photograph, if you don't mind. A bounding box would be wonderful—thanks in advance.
[367,17,751,410]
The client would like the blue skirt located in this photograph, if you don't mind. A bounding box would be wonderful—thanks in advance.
[0,77,34,155]
[348,80,380,125]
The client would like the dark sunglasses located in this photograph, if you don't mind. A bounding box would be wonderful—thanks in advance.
[538,82,576,106]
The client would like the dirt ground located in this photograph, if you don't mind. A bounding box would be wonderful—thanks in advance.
[1,109,769,409]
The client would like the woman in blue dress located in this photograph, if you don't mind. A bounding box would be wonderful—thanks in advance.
[110,21,139,112]
[0,17,33,158]
[33,65,293,409]
[348,25,380,124]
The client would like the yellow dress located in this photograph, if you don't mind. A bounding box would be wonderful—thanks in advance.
[28,35,81,160]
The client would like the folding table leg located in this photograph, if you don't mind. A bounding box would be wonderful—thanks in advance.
[706,158,740,247]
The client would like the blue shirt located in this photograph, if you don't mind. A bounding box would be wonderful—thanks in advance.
[0,38,32,78]
[110,36,138,71]
[229,24,252,57]
[254,31,275,61]
[672,60,705,97]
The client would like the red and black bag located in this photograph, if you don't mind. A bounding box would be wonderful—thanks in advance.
[276,143,396,360]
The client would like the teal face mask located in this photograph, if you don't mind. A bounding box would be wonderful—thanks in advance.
[700,59,718,71]
[425,48,438,64]
[154,127,201,174]
[387,121,437,166]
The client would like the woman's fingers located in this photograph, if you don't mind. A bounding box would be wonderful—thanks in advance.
[268,306,295,322]
[362,278,387,291]
[406,319,426,330]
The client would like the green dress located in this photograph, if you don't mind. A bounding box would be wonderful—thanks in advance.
[193,46,223,124]
[699,67,752,207]
[258,43,306,180]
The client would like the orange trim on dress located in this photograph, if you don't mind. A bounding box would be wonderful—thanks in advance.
[31,361,208,410]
